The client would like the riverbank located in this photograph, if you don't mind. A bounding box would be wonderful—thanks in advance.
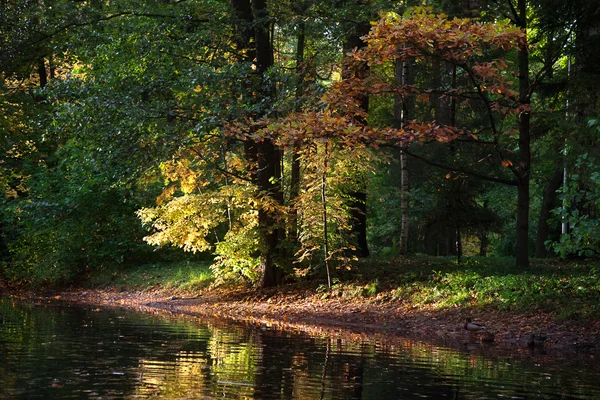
[7,282,600,355]
[4,256,600,354]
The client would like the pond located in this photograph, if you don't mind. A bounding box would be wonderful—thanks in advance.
[1,296,599,399]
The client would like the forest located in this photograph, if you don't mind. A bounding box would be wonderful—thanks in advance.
[1,0,599,289]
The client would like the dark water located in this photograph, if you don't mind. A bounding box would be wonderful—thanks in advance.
[1,297,600,399]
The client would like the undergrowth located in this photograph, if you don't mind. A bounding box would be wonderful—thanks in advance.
[341,256,600,320]
[87,261,213,293]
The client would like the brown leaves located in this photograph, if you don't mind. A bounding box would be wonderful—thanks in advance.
[358,7,526,65]
[215,7,524,157]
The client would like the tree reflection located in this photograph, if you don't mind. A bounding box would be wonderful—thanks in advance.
[1,297,600,399]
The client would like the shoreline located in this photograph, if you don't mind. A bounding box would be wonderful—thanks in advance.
[6,285,600,356]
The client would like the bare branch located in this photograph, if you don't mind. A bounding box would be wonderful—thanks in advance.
[402,147,518,186]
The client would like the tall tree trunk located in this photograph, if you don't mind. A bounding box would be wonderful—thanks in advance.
[289,9,306,243]
[479,231,489,256]
[394,57,410,255]
[431,58,460,254]
[399,149,409,255]
[254,0,283,287]
[515,0,531,268]
[257,142,283,288]
[322,142,331,288]
[342,16,371,258]
[348,191,369,257]
[433,60,455,125]
[231,0,283,287]
[535,169,563,258]
[573,3,600,117]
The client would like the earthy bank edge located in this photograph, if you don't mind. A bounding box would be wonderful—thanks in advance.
[5,285,600,356]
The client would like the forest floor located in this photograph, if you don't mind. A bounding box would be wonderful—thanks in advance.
[4,256,600,355]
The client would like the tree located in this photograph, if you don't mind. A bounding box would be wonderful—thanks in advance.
[317,8,528,263]
[0,0,221,283]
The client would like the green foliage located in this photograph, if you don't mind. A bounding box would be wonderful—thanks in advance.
[0,0,247,286]
[2,174,153,286]
[295,142,378,268]
[375,257,600,319]
[212,216,261,285]
[296,255,600,321]
[549,153,600,258]
[135,137,268,285]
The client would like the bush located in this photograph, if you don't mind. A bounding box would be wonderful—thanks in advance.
[549,153,600,258]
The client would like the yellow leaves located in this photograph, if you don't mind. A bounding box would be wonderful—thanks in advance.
[156,184,177,205]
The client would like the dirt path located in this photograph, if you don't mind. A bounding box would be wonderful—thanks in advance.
[7,286,600,355]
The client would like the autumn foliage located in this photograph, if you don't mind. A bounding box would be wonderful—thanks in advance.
[138,7,528,285]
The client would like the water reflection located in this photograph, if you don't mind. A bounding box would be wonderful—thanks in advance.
[1,296,599,399]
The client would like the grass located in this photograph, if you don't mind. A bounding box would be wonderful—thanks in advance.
[87,260,214,293]
[329,256,600,320]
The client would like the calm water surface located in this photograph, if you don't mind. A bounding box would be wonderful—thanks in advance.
[1,296,599,399]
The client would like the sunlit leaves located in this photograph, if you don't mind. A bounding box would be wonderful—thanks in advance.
[314,6,527,150]
[358,8,525,66]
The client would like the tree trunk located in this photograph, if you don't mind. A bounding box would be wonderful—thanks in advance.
[456,227,462,264]
[573,3,600,116]
[515,0,531,268]
[479,200,490,256]
[254,0,283,287]
[37,57,47,88]
[256,143,283,288]
[433,59,454,125]
[399,147,409,255]
[479,233,489,256]
[341,16,371,258]
[289,144,301,241]
[535,169,563,258]
[231,0,283,287]
[289,12,306,243]
[322,142,331,288]
[348,190,369,257]
[394,57,410,255]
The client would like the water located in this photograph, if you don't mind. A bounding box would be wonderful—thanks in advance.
[1,297,599,399]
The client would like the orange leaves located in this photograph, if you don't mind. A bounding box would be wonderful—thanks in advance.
[445,172,463,181]
[471,59,518,102]
[216,6,524,169]
[357,7,525,66]
[416,93,430,103]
